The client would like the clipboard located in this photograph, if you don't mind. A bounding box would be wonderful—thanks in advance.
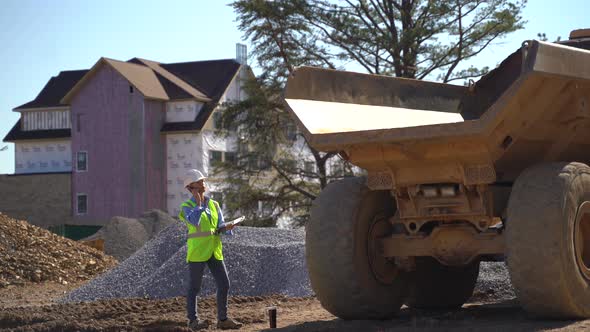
[217,216,245,231]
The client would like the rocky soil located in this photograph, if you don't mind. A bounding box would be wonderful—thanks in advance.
[2,285,590,332]
[0,213,117,288]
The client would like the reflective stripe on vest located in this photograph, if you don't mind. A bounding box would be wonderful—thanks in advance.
[187,229,216,238]
[178,197,223,262]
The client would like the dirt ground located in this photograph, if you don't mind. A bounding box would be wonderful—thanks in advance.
[2,282,590,332]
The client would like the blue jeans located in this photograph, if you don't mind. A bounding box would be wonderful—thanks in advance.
[186,257,230,322]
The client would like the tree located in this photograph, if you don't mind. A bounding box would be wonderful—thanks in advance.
[234,0,526,82]
[214,75,352,227]
[218,0,527,227]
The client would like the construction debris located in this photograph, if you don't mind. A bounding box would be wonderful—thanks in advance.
[0,213,117,288]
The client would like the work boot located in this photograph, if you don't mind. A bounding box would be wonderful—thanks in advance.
[188,319,210,330]
[217,317,242,330]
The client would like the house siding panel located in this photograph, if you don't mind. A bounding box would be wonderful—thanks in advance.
[165,100,203,122]
[70,65,152,225]
[15,140,71,173]
[165,133,202,216]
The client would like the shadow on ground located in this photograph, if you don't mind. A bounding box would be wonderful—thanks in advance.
[261,300,583,332]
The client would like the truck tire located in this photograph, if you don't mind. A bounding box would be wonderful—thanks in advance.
[507,162,590,318]
[306,177,410,319]
[405,257,480,309]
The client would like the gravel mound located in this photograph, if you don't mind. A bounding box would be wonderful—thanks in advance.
[63,218,513,304]
[0,213,117,288]
[83,209,176,260]
[61,223,310,302]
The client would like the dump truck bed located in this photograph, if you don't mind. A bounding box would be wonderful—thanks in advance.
[285,40,590,186]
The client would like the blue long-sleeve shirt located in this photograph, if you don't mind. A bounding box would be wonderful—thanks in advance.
[182,196,233,235]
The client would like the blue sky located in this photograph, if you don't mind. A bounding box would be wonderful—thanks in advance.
[0,0,587,174]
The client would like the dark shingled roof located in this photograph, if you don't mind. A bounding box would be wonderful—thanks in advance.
[154,71,194,100]
[3,119,71,142]
[160,59,242,133]
[14,70,89,110]
[161,59,241,99]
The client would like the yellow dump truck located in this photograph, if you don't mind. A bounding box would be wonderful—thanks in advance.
[284,30,590,319]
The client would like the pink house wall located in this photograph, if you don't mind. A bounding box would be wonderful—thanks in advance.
[144,99,167,211]
[70,65,166,225]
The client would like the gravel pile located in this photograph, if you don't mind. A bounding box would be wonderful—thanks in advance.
[83,209,176,260]
[0,213,117,288]
[62,218,513,304]
[61,223,310,303]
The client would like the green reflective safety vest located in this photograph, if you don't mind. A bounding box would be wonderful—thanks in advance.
[178,198,223,262]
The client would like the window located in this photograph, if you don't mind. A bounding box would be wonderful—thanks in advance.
[210,150,240,167]
[278,158,297,171]
[76,151,88,172]
[225,151,237,165]
[331,162,345,176]
[257,200,274,217]
[209,150,223,166]
[237,140,248,154]
[77,194,88,215]
[259,156,272,170]
[304,161,316,173]
[76,114,82,132]
[246,154,259,171]
[343,164,354,177]
[284,122,297,141]
[239,154,272,171]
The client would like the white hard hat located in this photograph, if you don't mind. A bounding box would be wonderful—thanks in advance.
[183,169,207,188]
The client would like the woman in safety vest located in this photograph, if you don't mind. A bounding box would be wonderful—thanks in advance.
[179,169,242,330]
